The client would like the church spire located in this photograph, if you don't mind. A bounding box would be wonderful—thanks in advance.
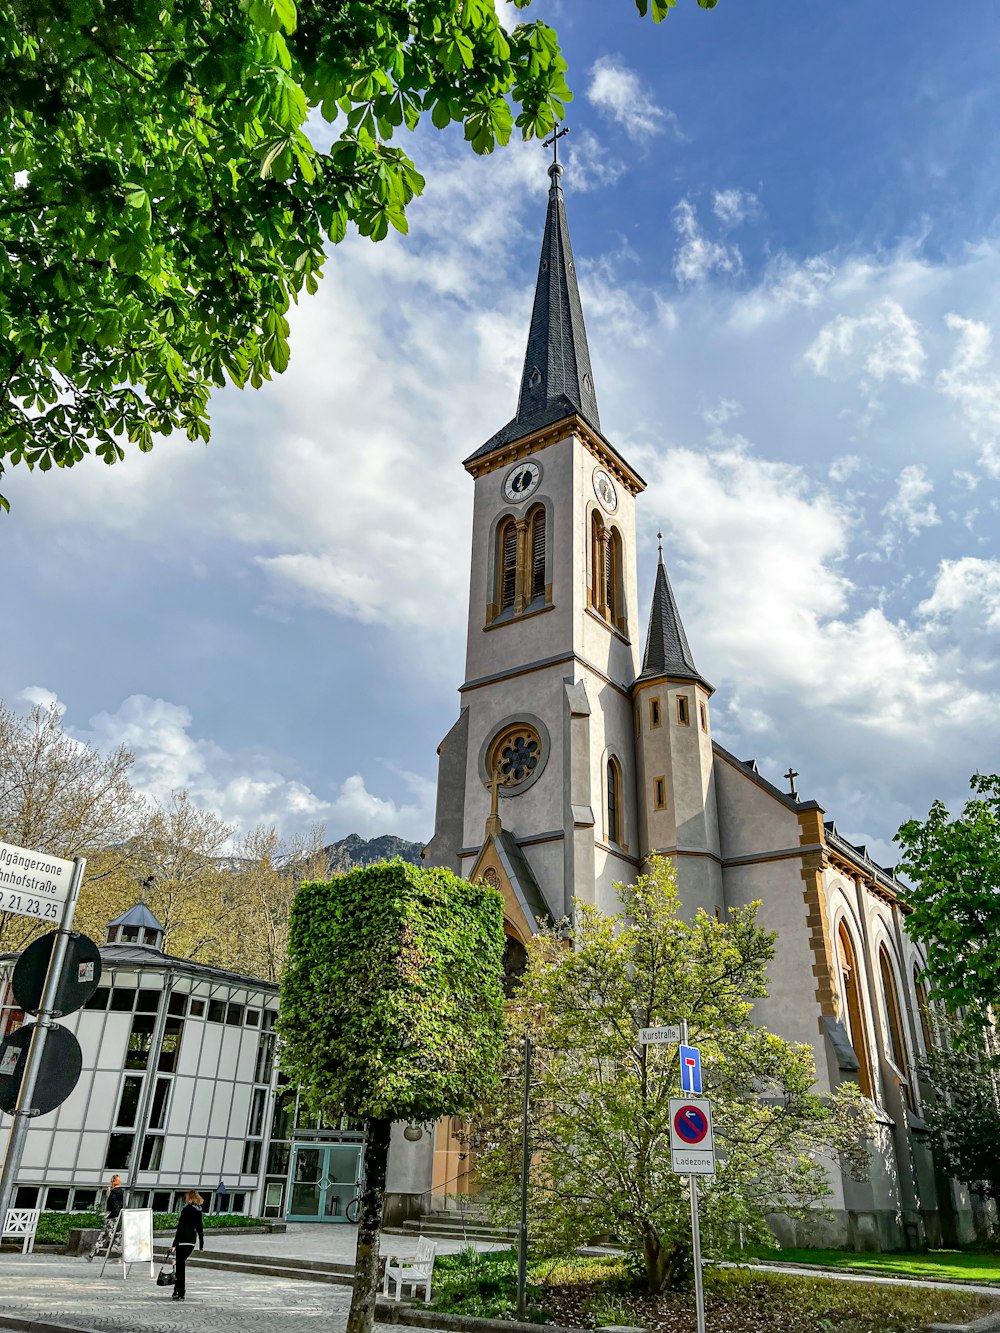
[514,156,601,431]
[466,149,601,462]
[637,541,713,691]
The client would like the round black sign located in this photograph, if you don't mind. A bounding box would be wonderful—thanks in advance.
[12,931,102,1017]
[0,1022,83,1116]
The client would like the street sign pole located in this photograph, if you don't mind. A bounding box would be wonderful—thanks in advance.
[0,856,85,1229]
[681,1020,706,1333]
[516,1035,532,1321]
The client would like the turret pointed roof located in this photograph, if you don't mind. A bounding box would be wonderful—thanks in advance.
[636,546,713,692]
[107,903,164,933]
[465,160,601,463]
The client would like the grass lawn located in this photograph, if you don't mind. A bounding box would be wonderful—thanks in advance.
[432,1248,999,1331]
[750,1244,1000,1285]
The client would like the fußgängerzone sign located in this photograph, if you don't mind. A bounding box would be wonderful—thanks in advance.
[0,840,74,922]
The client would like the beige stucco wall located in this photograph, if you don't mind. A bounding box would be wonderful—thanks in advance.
[456,432,644,921]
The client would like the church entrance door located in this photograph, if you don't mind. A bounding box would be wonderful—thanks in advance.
[287,1143,362,1222]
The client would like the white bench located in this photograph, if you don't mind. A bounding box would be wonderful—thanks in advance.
[383,1237,436,1302]
[3,1208,40,1254]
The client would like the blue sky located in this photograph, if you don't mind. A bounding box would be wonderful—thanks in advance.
[4,0,1000,864]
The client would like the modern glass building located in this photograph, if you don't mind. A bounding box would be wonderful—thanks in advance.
[0,905,431,1224]
[0,905,282,1217]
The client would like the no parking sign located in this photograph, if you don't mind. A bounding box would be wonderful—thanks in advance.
[668,1097,715,1175]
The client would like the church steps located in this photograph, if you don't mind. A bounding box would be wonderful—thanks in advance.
[151,1243,354,1284]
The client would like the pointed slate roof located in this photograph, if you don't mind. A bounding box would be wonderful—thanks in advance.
[465,161,601,463]
[107,903,165,933]
[636,549,713,692]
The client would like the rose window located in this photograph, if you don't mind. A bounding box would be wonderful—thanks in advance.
[487,723,544,791]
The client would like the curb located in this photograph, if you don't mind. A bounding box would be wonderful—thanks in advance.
[927,1316,1000,1333]
[0,1299,583,1333]
[376,1305,582,1333]
[0,1318,96,1333]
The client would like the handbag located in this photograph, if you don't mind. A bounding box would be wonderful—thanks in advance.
[156,1261,176,1288]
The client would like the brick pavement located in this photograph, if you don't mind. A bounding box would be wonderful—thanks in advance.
[0,1255,436,1333]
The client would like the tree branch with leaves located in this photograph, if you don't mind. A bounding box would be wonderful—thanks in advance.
[0,0,717,508]
[475,857,872,1292]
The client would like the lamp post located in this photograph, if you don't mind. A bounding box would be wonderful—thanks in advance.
[515,1034,532,1321]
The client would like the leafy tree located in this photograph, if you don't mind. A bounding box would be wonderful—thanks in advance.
[476,857,871,1293]
[0,0,716,508]
[0,695,329,973]
[220,822,329,982]
[0,698,146,950]
[919,1018,1000,1207]
[895,775,1000,1024]
[277,859,506,1333]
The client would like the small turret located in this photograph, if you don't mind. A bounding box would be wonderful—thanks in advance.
[104,904,165,952]
[633,539,723,917]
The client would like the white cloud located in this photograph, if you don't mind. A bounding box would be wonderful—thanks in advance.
[936,313,1000,476]
[75,693,434,841]
[828,454,862,483]
[587,56,680,141]
[673,199,742,285]
[18,686,63,713]
[805,298,926,385]
[562,129,626,193]
[712,188,759,227]
[918,557,1000,631]
[701,398,743,426]
[881,463,940,537]
[640,438,998,786]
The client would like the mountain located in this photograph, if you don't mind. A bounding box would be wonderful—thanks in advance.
[321,833,425,874]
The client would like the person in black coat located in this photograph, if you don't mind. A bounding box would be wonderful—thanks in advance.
[87,1174,124,1260]
[168,1190,204,1299]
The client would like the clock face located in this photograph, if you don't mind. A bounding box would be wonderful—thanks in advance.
[503,460,541,503]
[593,468,619,514]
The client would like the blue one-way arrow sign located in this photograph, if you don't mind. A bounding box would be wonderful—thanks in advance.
[679,1043,702,1095]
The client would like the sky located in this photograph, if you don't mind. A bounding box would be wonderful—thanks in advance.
[4,0,1000,867]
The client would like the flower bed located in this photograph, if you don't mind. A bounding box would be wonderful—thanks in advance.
[431,1247,998,1332]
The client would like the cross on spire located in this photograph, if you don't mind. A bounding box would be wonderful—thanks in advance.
[784,767,800,799]
[542,125,570,165]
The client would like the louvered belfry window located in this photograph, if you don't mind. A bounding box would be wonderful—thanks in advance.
[605,533,615,616]
[500,521,517,609]
[530,507,546,601]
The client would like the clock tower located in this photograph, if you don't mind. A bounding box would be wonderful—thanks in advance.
[424,157,646,940]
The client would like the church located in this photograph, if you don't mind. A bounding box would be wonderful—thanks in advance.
[423,153,979,1251]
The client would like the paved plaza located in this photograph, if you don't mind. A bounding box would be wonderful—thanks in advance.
[0,1254,411,1333]
[0,1226,508,1333]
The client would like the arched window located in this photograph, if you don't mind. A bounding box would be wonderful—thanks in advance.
[529,505,546,603]
[502,934,528,998]
[590,511,605,612]
[837,922,874,1098]
[499,519,517,611]
[607,757,622,846]
[879,945,912,1106]
[589,514,625,631]
[914,968,934,1054]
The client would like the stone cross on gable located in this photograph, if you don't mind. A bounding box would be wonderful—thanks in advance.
[784,767,800,799]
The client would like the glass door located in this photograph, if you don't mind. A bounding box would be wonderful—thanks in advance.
[289,1146,324,1219]
[288,1144,362,1222]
